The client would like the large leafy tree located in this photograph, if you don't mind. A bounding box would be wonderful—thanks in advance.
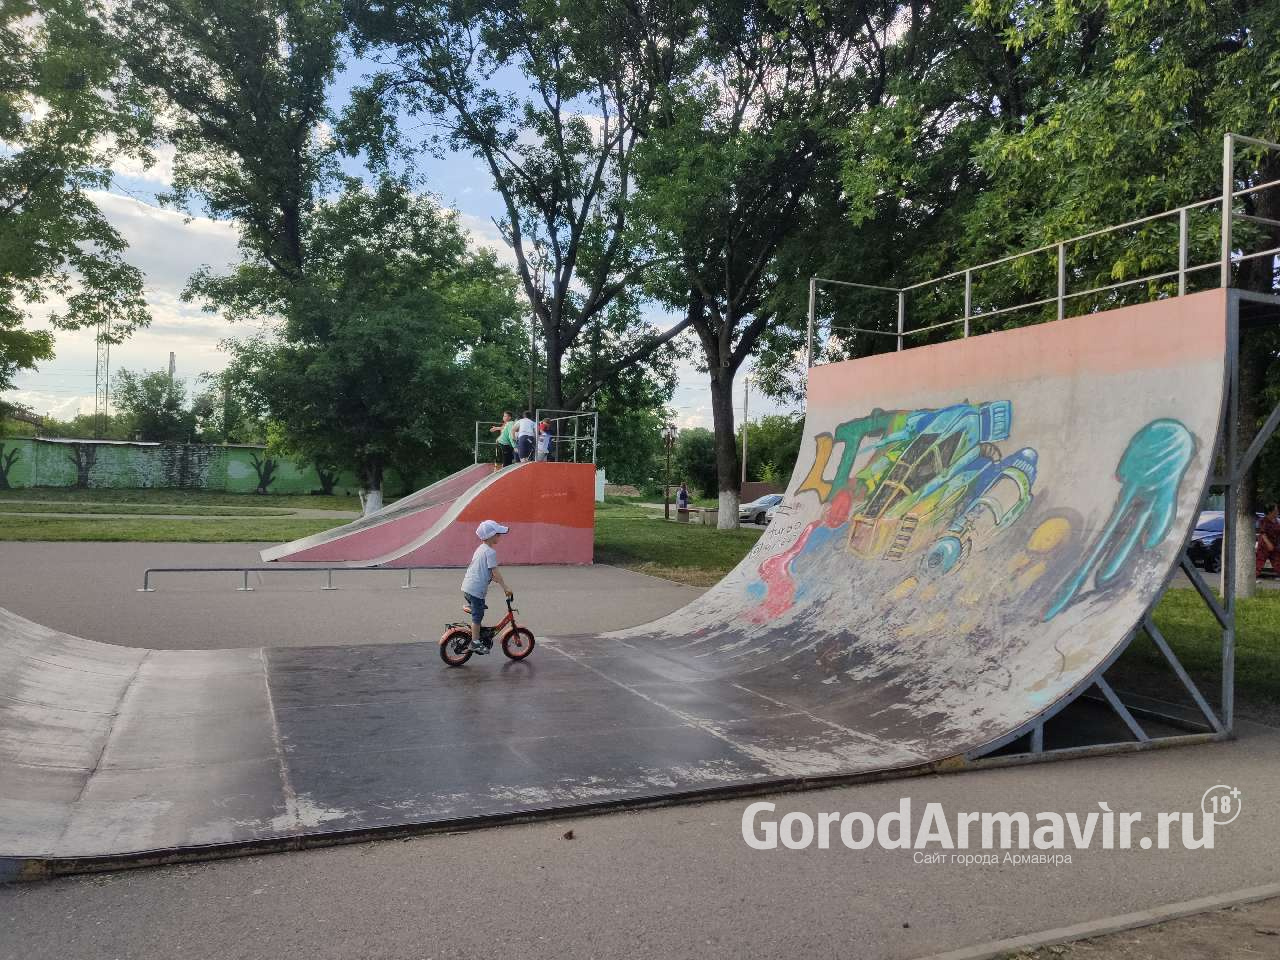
[113,0,346,284]
[113,367,197,442]
[0,0,151,394]
[344,0,698,410]
[222,178,528,509]
[637,0,888,525]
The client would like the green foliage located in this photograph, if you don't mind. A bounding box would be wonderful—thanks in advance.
[673,427,719,499]
[345,0,697,409]
[0,0,152,393]
[737,413,804,484]
[112,368,197,442]
[218,177,528,491]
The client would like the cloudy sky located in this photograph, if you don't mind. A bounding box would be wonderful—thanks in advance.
[9,56,795,433]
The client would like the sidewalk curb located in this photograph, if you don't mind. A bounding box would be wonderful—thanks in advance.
[915,882,1280,960]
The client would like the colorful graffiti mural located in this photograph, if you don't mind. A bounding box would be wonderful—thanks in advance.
[751,409,1195,628]
[750,401,1040,619]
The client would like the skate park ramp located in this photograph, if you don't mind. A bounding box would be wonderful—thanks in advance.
[0,291,1226,877]
[261,461,596,566]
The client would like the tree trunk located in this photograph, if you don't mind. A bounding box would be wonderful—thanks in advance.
[545,327,564,410]
[1226,154,1280,598]
[1226,343,1265,598]
[361,459,384,516]
[710,366,740,529]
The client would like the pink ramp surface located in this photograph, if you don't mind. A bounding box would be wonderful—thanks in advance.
[377,461,596,567]
[261,462,493,563]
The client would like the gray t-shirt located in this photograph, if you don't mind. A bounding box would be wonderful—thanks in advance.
[461,543,498,597]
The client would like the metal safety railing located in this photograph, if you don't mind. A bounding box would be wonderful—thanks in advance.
[138,565,443,592]
[473,420,505,464]
[807,132,1280,365]
[534,409,598,465]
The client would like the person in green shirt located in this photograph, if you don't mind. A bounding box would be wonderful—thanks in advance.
[489,411,516,467]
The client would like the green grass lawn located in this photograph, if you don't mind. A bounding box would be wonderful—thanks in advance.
[0,501,294,517]
[1110,587,1280,717]
[594,507,763,586]
[0,486,364,511]
[0,515,336,542]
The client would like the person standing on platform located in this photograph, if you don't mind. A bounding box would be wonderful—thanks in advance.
[536,421,552,461]
[515,410,537,462]
[490,411,515,467]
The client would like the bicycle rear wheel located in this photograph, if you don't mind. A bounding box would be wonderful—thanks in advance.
[439,628,473,667]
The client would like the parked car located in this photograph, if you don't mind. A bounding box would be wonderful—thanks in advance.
[764,502,783,525]
[1187,510,1262,573]
[739,493,783,525]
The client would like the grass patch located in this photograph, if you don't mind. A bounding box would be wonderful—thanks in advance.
[595,514,761,586]
[0,486,364,511]
[0,516,336,542]
[0,501,294,517]
[1112,587,1280,714]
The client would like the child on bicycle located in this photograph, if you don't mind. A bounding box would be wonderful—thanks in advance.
[462,520,513,651]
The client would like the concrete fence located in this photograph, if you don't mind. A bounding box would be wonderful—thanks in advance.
[0,437,407,496]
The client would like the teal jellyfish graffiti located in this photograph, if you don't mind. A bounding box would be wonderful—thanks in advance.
[1044,419,1196,621]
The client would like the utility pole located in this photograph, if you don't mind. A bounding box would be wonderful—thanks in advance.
[740,375,749,486]
[168,352,176,380]
[93,318,110,439]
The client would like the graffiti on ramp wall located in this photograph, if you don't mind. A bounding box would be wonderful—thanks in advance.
[749,405,1196,629]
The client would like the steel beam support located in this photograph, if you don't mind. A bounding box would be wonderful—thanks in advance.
[1142,615,1225,733]
[1095,677,1150,742]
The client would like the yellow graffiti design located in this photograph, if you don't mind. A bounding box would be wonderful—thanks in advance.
[1028,517,1071,553]
[796,432,836,502]
[1014,559,1048,593]
[891,576,919,601]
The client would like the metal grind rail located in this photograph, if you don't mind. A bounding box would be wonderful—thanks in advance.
[138,566,441,592]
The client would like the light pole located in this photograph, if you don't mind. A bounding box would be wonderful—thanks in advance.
[661,423,678,520]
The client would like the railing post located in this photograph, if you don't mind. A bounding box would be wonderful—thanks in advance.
[806,277,816,368]
[402,568,414,589]
[1221,132,1234,287]
[473,421,479,464]
[1056,243,1066,321]
[322,568,337,591]
[137,570,154,592]
[238,570,253,592]
[896,290,905,352]
[963,269,972,337]
[1178,207,1189,296]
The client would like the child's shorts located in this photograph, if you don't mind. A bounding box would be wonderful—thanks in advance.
[463,591,486,624]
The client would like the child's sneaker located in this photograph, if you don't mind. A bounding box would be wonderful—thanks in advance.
[471,637,492,654]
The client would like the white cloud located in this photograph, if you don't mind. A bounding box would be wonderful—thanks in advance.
[454,211,518,267]
[110,142,178,187]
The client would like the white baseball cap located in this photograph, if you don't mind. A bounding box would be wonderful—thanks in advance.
[476,520,510,539]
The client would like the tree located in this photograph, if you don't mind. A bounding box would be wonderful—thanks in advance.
[737,413,803,484]
[673,426,718,499]
[113,0,346,286]
[637,0,887,526]
[222,177,528,512]
[113,368,196,442]
[0,0,151,394]
[345,0,698,410]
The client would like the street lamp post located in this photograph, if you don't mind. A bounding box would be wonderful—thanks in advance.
[661,424,678,520]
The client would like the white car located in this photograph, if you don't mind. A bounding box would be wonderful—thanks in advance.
[739,493,783,525]
[764,502,784,525]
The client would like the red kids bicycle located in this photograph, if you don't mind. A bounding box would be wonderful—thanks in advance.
[439,594,536,667]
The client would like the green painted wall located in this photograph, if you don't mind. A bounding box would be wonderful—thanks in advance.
[0,438,407,495]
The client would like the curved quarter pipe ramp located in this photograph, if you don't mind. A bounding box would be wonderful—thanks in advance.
[0,291,1226,877]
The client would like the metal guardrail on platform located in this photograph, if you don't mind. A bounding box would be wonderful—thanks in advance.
[807,132,1280,364]
[138,566,441,592]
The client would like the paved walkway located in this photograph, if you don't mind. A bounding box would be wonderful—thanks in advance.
[0,542,1275,959]
[0,499,359,520]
